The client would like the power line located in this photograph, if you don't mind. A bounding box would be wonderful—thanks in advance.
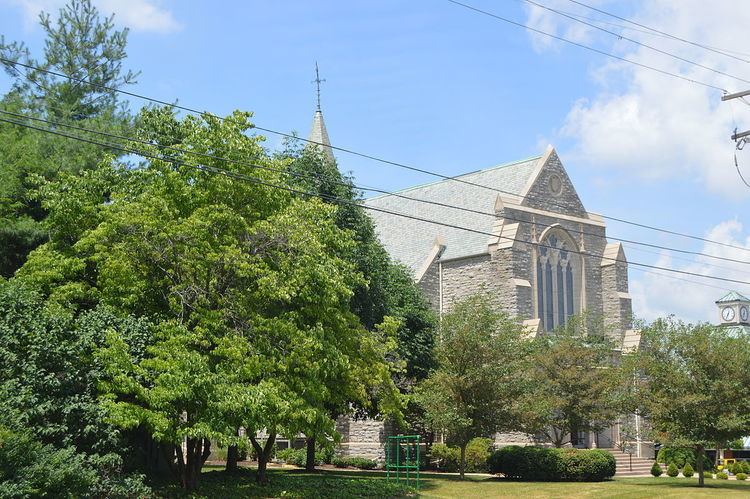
[5,107,750,271]
[2,56,748,255]
[553,8,750,61]
[445,0,728,93]
[519,0,750,85]
[564,0,750,64]
[4,114,750,288]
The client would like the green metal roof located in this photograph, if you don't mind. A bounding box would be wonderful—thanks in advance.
[716,291,750,304]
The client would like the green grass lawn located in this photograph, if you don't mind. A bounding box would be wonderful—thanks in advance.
[155,467,750,498]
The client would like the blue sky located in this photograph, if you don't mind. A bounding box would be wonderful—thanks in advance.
[2,0,750,322]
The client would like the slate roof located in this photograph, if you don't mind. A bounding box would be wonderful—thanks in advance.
[307,110,334,163]
[716,291,750,303]
[364,156,542,273]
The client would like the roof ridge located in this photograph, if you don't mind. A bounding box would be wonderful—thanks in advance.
[365,154,543,201]
[716,290,750,303]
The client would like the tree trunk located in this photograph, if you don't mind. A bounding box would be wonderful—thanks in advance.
[459,443,467,480]
[305,435,316,471]
[251,432,277,485]
[226,444,239,473]
[697,445,705,487]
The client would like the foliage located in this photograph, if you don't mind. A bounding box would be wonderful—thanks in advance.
[331,457,378,470]
[650,462,663,477]
[683,463,694,478]
[280,143,437,386]
[656,447,712,470]
[717,472,729,480]
[729,438,745,449]
[157,468,413,498]
[667,463,679,477]
[635,318,750,486]
[521,315,625,447]
[0,426,151,497]
[704,471,714,479]
[416,294,529,478]
[737,473,747,481]
[730,461,750,474]
[487,446,616,482]
[0,0,136,277]
[15,108,405,490]
[277,447,334,468]
[430,444,460,472]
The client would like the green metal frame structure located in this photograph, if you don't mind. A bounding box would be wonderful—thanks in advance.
[385,434,420,489]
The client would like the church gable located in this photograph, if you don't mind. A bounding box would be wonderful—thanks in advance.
[520,147,587,218]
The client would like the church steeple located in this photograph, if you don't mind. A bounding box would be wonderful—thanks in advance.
[307,62,335,163]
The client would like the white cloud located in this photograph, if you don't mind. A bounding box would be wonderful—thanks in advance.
[525,1,750,199]
[3,0,181,34]
[523,0,604,53]
[629,220,750,324]
[97,0,181,34]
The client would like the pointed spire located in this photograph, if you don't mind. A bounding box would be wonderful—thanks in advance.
[307,62,335,163]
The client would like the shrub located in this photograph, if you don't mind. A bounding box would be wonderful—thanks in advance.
[743,461,750,474]
[703,471,713,479]
[330,456,377,470]
[656,447,711,470]
[651,462,663,477]
[666,463,679,477]
[717,472,729,480]
[430,443,460,472]
[487,446,615,481]
[682,463,694,477]
[465,438,493,473]
[737,472,747,481]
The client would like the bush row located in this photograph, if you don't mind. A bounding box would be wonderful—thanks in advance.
[487,446,616,481]
[656,447,712,470]
[728,461,750,475]
[331,457,378,470]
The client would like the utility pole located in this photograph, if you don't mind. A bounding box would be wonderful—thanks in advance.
[722,90,750,141]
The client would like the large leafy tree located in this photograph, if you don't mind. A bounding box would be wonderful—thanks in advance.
[416,294,529,479]
[634,318,750,486]
[282,144,436,465]
[521,316,625,448]
[21,108,400,490]
[0,0,136,277]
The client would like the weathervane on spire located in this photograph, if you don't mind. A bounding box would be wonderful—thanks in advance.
[312,62,326,111]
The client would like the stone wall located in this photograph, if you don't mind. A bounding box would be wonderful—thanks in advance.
[334,416,393,462]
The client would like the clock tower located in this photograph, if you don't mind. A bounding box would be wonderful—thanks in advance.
[716,291,750,326]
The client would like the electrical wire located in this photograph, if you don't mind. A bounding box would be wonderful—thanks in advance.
[5,107,750,270]
[4,113,750,287]
[445,0,728,93]
[564,0,750,64]
[2,55,748,255]
[519,0,750,85]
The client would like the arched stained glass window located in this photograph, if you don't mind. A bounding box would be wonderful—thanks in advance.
[535,228,581,331]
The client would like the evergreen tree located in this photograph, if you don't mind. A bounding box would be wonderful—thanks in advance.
[0,0,137,277]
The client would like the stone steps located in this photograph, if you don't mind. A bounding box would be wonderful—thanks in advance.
[606,449,655,477]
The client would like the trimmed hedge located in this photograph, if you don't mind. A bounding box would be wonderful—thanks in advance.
[717,472,729,480]
[651,462,663,477]
[487,446,616,482]
[666,463,679,477]
[737,472,747,480]
[331,456,377,470]
[682,463,694,478]
[276,447,333,467]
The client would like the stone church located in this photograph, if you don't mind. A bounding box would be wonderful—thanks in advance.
[306,105,641,459]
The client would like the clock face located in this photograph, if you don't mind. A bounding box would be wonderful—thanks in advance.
[741,306,749,322]
[722,306,736,322]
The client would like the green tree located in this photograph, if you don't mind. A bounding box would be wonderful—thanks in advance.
[635,318,750,487]
[0,0,136,277]
[521,315,624,448]
[416,294,529,479]
[23,108,401,490]
[281,144,436,466]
